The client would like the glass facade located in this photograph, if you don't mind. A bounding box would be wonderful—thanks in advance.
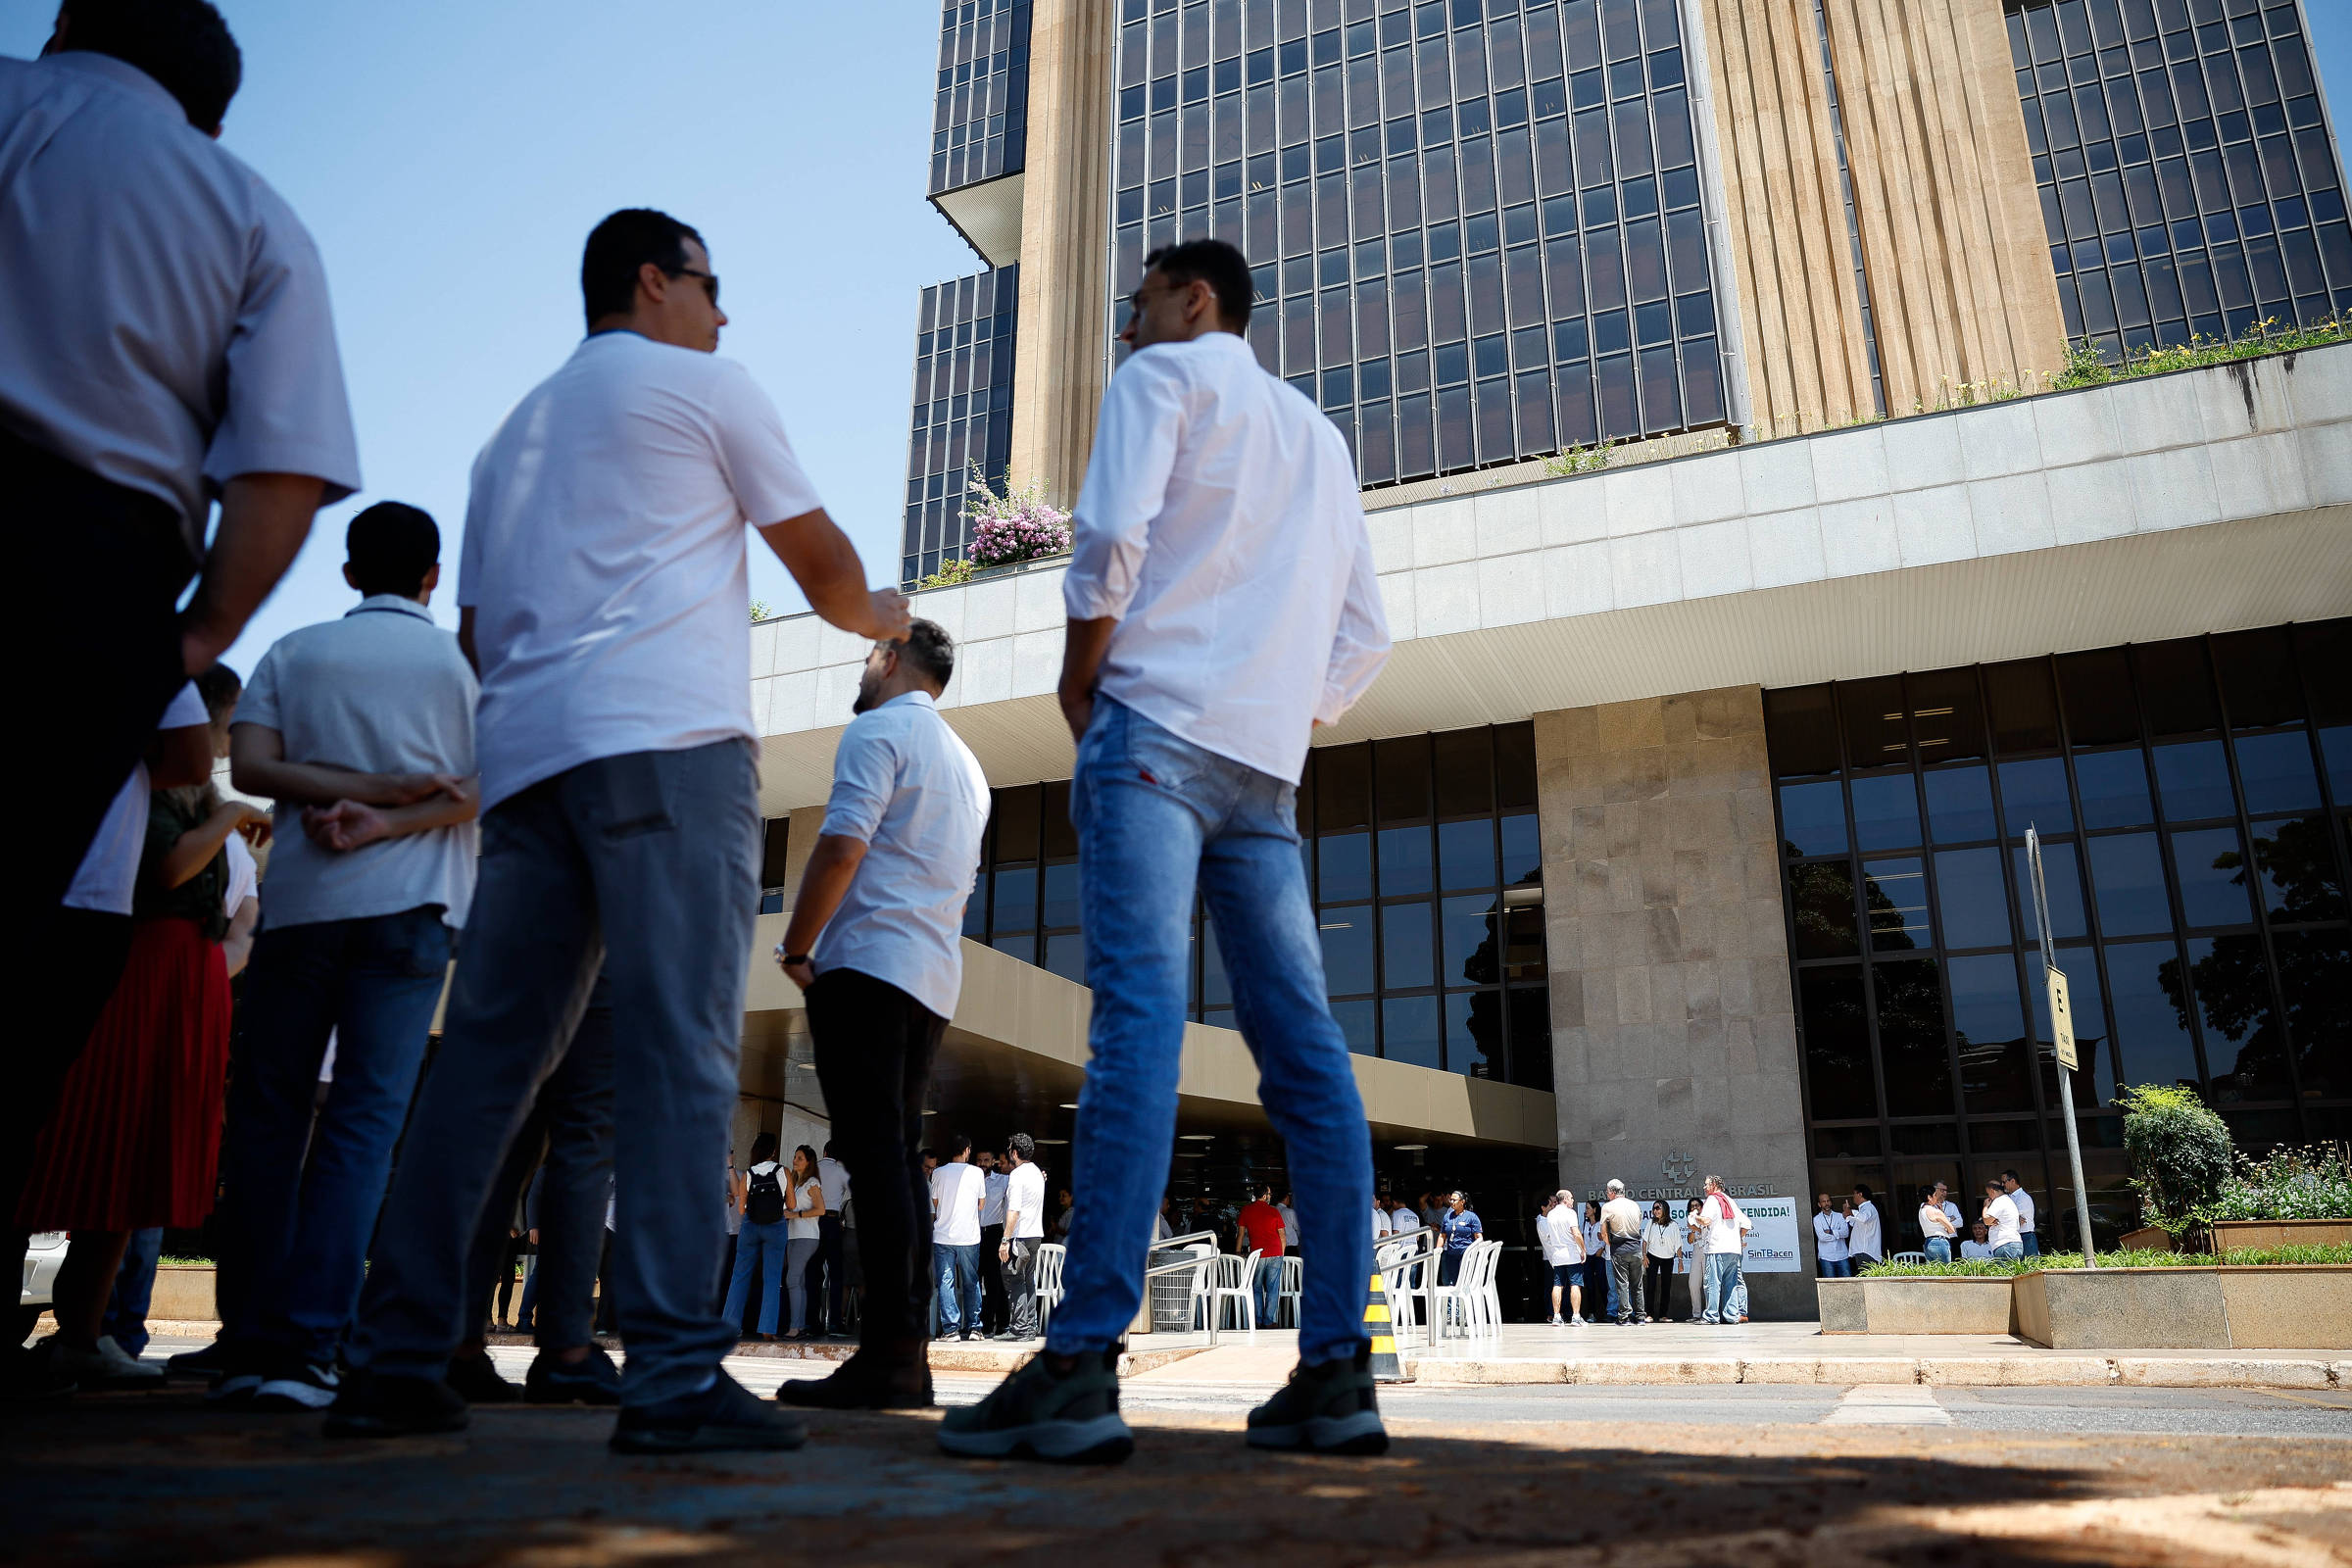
[901,266,1020,587]
[931,0,1034,194]
[1768,621,2352,1251]
[2007,0,2351,360]
[960,722,1555,1088]
[1106,0,1733,489]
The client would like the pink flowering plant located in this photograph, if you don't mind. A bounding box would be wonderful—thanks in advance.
[962,468,1072,568]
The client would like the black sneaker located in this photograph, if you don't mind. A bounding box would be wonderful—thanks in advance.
[0,1342,76,1402]
[524,1345,620,1405]
[323,1369,470,1439]
[1245,1344,1389,1455]
[444,1350,521,1404]
[203,1343,268,1408]
[775,1351,931,1411]
[610,1370,806,1455]
[937,1348,1132,1463]
[251,1357,342,1411]
[165,1341,232,1382]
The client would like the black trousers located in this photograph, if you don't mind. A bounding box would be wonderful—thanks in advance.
[810,1214,847,1331]
[978,1223,1006,1334]
[1643,1254,1677,1318]
[804,968,946,1349]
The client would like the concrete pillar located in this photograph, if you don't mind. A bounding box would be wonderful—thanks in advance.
[1535,685,1818,1318]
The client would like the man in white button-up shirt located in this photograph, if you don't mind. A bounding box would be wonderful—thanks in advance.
[944,239,1392,1466]
[777,617,988,1412]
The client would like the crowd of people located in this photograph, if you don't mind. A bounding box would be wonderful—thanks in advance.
[1810,1173,2042,1277]
[1528,1177,1756,1327]
[14,1,1395,1463]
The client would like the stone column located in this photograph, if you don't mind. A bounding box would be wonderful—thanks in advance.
[1536,685,1817,1319]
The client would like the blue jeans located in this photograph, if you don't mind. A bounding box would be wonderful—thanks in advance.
[348,741,760,1407]
[2022,1232,2039,1255]
[724,1219,789,1336]
[215,906,455,1363]
[1992,1241,2024,1260]
[1253,1254,1285,1325]
[1050,700,1374,1366]
[1926,1237,1953,1263]
[935,1242,981,1335]
[1816,1257,1852,1278]
[1702,1251,1743,1322]
[104,1227,164,1355]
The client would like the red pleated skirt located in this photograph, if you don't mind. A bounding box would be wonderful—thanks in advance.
[17,916,231,1232]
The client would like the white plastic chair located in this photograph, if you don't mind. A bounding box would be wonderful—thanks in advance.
[1474,1241,1503,1332]
[1379,1240,1428,1339]
[1890,1250,1928,1265]
[1034,1242,1067,1334]
[1209,1250,1260,1331]
[1431,1241,1503,1338]
[1277,1255,1303,1327]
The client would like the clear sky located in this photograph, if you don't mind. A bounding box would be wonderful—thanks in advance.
[4,0,979,675]
[7,2,2349,679]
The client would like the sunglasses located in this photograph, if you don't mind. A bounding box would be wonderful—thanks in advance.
[668,266,720,307]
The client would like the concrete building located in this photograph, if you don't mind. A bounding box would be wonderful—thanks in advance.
[774,0,2352,1317]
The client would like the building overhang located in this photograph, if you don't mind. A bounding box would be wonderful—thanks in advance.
[750,346,2352,808]
[930,171,1025,269]
[738,919,1558,1152]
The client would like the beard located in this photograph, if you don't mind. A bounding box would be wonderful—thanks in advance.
[852,673,882,714]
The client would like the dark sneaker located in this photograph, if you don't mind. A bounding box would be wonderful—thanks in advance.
[323,1369,469,1439]
[203,1343,267,1408]
[165,1341,231,1382]
[775,1351,932,1411]
[1245,1344,1389,1455]
[251,1359,341,1412]
[1,1342,77,1402]
[937,1348,1132,1463]
[444,1350,521,1404]
[524,1345,620,1405]
[611,1370,806,1455]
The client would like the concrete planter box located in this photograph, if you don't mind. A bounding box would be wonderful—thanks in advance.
[1818,1275,2015,1336]
[2208,1218,2352,1251]
[2013,1265,2352,1350]
[149,1265,217,1322]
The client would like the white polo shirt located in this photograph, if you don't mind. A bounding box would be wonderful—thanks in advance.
[0,53,359,554]
[236,596,479,929]
[930,1159,985,1248]
[811,690,990,1020]
[458,330,823,810]
[1062,332,1391,784]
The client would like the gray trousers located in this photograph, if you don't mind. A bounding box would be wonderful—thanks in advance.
[348,741,760,1406]
[1610,1241,1645,1323]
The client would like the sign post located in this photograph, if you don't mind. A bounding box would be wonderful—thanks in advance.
[2027,827,2097,1269]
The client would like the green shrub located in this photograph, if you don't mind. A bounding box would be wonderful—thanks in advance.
[2194,1144,2352,1225]
[1857,1243,2351,1277]
[2117,1083,2233,1232]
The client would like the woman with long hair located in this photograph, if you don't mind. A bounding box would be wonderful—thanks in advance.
[722,1133,787,1341]
[780,1144,826,1340]
[19,666,266,1386]
[1642,1200,1681,1321]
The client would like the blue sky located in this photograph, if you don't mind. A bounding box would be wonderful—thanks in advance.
[7,2,2348,677]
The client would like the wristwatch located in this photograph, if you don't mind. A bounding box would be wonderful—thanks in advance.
[782,953,811,966]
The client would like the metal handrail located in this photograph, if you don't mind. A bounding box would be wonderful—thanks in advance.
[1376,1226,1443,1347]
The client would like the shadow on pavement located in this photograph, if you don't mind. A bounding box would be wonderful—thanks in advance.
[2,1384,2342,1566]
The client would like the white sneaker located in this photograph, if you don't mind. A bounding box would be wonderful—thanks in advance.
[52,1337,162,1386]
[1547,1314,1564,1326]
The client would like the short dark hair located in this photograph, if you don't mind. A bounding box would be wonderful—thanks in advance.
[56,0,241,132]
[2001,1168,2022,1183]
[1852,1183,1874,1200]
[749,1132,779,1164]
[345,502,440,599]
[944,1131,972,1160]
[1142,238,1253,330]
[194,660,240,720]
[1005,1132,1035,1161]
[580,208,704,329]
[897,617,955,691]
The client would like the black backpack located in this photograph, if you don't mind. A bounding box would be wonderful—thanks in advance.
[745,1166,785,1226]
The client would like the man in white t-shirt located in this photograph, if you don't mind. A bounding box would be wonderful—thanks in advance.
[2001,1170,2039,1255]
[339,209,906,1456]
[1697,1176,1751,1325]
[1982,1181,2024,1259]
[996,1135,1049,1341]
[1540,1191,1586,1326]
[1847,1185,1885,1269]
[1372,1199,1394,1242]
[929,1136,988,1342]
[1392,1200,1422,1239]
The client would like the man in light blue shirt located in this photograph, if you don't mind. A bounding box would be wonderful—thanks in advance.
[776,617,988,1412]
[214,502,478,1410]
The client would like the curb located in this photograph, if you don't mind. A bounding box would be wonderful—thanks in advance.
[1399,1355,2348,1389]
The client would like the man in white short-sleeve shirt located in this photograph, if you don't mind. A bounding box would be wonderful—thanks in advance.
[929,1138,988,1344]
[1983,1183,2025,1259]
[1698,1177,1751,1325]
[342,210,906,1454]
[777,617,988,1410]
[998,1136,1050,1341]
[2001,1170,2039,1255]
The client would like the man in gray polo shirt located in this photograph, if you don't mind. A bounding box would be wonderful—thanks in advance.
[776,618,989,1411]
[214,502,479,1409]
